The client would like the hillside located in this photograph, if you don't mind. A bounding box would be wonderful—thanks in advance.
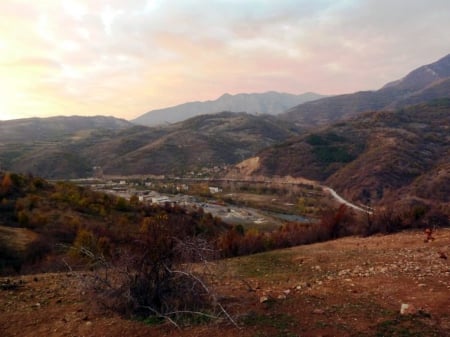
[0,112,301,178]
[0,116,132,178]
[0,116,131,143]
[0,171,229,274]
[241,101,450,208]
[281,54,450,128]
[96,112,300,176]
[132,91,324,126]
[1,229,449,336]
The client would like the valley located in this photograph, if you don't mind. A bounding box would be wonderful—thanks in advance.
[77,176,324,230]
[83,174,372,227]
[1,53,450,337]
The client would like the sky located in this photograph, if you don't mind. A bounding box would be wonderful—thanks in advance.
[1,0,449,121]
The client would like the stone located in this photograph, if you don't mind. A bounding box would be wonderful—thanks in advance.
[400,303,416,315]
[312,309,325,315]
[259,296,269,303]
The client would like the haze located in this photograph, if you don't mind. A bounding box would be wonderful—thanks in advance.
[1,0,449,121]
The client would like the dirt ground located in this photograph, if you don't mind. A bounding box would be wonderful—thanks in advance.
[1,228,449,337]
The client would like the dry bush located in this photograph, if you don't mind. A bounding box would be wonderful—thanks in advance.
[78,217,235,328]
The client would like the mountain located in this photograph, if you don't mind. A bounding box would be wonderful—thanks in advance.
[84,112,301,176]
[0,115,131,143]
[0,116,132,178]
[132,91,324,126]
[0,112,300,178]
[234,100,450,208]
[281,54,450,127]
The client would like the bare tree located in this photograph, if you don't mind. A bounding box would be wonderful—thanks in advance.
[76,218,238,329]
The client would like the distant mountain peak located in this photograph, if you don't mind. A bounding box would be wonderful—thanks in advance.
[383,53,450,91]
[132,91,325,126]
[281,53,450,127]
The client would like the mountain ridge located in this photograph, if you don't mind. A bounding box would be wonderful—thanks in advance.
[238,100,450,208]
[281,53,450,127]
[0,112,301,178]
[132,91,324,126]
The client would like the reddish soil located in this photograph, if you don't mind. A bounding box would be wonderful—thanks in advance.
[1,228,449,337]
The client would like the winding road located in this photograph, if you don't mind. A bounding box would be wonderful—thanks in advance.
[323,187,373,214]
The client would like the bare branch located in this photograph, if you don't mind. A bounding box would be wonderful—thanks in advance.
[140,305,181,330]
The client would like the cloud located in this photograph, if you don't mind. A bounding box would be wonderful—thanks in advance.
[0,0,449,120]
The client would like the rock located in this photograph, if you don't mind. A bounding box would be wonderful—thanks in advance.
[295,282,309,290]
[277,294,286,300]
[259,296,269,303]
[400,303,416,315]
[312,309,325,315]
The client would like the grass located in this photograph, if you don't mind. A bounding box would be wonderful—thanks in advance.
[241,312,298,337]
[138,316,165,326]
[373,315,442,337]
[230,250,299,279]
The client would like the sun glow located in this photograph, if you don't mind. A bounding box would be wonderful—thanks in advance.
[0,79,17,120]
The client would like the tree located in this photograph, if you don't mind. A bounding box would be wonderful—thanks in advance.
[0,173,13,196]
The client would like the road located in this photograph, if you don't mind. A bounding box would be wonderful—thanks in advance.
[323,187,373,214]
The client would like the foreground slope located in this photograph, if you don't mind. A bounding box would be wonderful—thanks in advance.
[1,229,449,336]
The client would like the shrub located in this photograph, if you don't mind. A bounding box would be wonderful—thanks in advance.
[81,215,233,328]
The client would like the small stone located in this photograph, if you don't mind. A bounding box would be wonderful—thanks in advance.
[400,303,416,315]
[312,309,325,315]
[260,296,269,303]
[418,283,427,288]
[277,294,286,300]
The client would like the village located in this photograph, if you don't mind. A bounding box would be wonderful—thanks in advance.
[74,176,311,229]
